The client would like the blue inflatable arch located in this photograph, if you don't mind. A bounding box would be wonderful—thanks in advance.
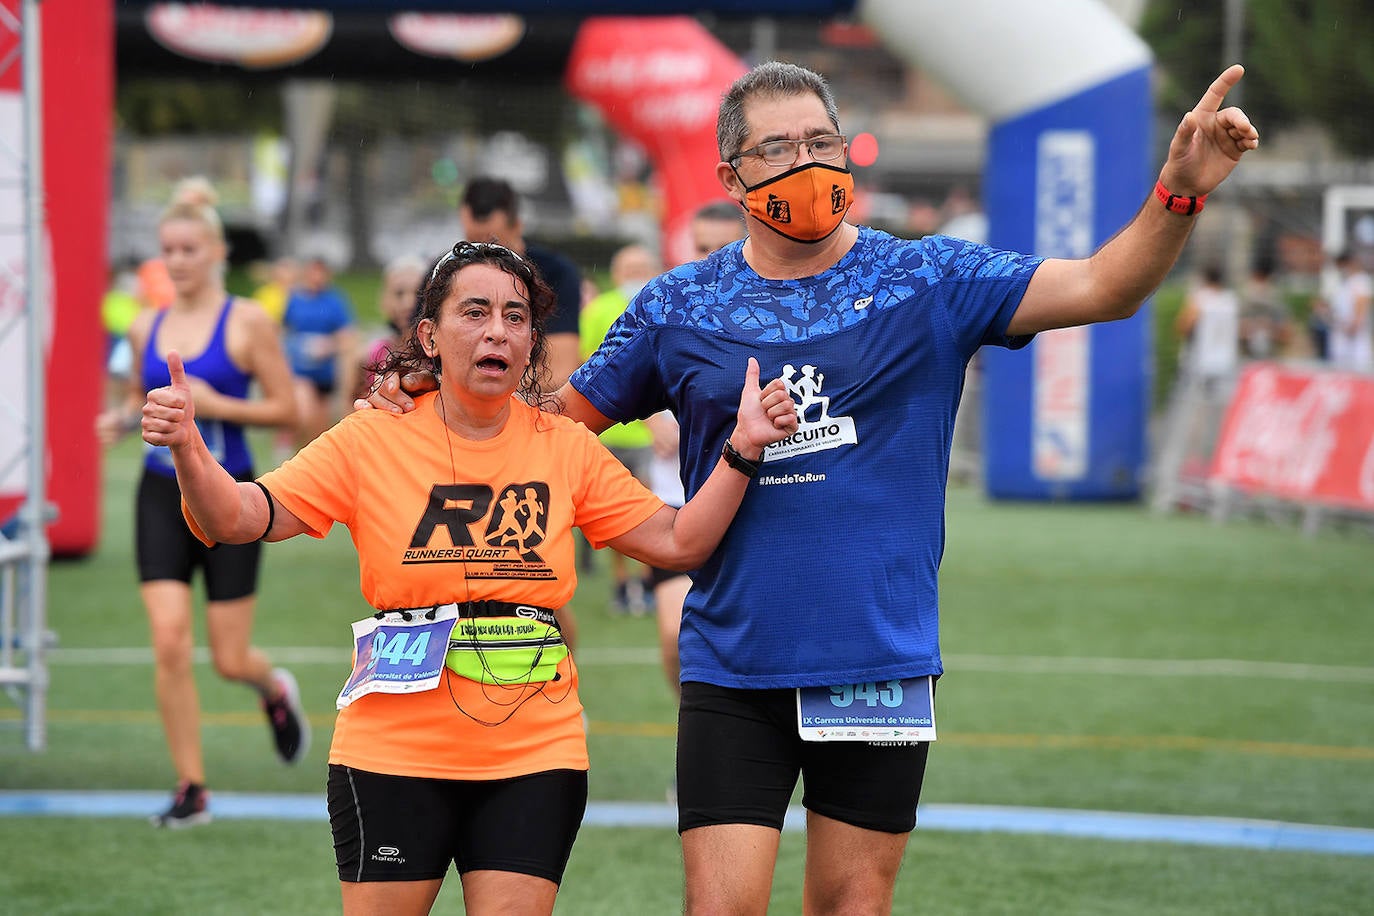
[861,0,1154,500]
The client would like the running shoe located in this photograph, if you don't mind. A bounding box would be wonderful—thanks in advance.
[262,668,310,764]
[150,781,211,829]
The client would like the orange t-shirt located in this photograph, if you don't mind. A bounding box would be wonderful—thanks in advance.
[137,258,175,310]
[258,391,664,780]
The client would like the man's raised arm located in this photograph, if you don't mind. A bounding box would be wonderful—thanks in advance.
[1009,64,1260,337]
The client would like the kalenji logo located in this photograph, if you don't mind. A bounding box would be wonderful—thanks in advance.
[372,845,406,864]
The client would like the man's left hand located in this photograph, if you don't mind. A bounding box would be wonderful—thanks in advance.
[1159,64,1260,198]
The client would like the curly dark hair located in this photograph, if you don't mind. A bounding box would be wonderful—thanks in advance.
[369,241,559,408]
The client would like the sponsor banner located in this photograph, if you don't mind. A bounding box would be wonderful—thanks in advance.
[0,0,109,555]
[146,3,332,69]
[0,4,26,512]
[1210,363,1374,512]
[565,17,745,267]
[1032,326,1089,480]
[387,13,525,62]
[1031,130,1095,481]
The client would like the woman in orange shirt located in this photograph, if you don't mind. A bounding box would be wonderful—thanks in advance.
[140,241,797,916]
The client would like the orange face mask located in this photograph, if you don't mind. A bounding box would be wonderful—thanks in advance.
[736,161,855,244]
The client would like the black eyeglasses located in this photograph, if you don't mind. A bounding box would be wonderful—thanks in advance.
[729,134,847,168]
[429,240,524,282]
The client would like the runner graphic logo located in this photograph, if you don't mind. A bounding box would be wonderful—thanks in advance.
[762,362,858,461]
[402,482,554,574]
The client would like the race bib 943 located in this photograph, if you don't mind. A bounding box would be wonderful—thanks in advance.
[797,676,936,743]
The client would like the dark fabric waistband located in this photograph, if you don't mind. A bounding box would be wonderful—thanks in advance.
[456,600,558,627]
[377,601,559,628]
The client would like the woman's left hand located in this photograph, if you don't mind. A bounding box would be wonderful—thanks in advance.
[142,351,199,450]
[733,357,800,455]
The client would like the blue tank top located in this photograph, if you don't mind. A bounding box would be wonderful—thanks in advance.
[142,297,254,478]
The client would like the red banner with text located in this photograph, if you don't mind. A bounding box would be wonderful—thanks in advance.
[565,17,745,268]
[0,0,111,556]
[1210,362,1374,512]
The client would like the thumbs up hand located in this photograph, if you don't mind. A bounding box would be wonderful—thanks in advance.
[141,351,199,450]
[733,356,800,456]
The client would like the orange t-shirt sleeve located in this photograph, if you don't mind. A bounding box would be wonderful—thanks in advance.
[257,413,366,538]
[568,422,664,549]
[180,498,217,548]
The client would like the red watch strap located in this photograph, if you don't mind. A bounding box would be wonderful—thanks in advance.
[1154,179,1206,216]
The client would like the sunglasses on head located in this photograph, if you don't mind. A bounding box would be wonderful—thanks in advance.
[429,240,525,282]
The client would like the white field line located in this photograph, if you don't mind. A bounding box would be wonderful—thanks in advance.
[38,647,1374,683]
[947,654,1374,683]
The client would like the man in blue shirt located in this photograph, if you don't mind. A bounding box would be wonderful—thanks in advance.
[369,60,1258,915]
[283,255,357,450]
[459,177,584,389]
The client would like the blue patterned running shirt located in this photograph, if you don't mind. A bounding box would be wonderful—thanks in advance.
[571,226,1043,689]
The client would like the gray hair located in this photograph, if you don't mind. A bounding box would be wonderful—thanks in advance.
[717,61,841,162]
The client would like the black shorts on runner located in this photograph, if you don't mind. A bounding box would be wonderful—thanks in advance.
[676,681,930,835]
[135,469,261,601]
[644,564,687,591]
[327,765,588,884]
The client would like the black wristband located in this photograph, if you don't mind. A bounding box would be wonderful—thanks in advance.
[721,438,761,478]
[250,480,276,541]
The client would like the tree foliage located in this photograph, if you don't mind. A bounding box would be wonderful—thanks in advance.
[1141,0,1374,155]
[117,80,284,136]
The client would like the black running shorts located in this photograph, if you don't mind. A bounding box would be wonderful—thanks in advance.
[644,563,687,591]
[327,765,588,884]
[676,682,930,835]
[135,469,261,601]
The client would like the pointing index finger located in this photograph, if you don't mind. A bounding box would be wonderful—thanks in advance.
[1196,63,1244,113]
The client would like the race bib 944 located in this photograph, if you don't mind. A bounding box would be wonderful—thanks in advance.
[336,607,459,709]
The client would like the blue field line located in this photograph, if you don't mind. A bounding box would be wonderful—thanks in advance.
[1,791,1371,856]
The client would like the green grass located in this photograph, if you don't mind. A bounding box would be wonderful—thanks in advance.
[1,434,1371,912]
[0,819,1365,916]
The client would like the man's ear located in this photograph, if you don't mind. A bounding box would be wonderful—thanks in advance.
[717,161,744,203]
